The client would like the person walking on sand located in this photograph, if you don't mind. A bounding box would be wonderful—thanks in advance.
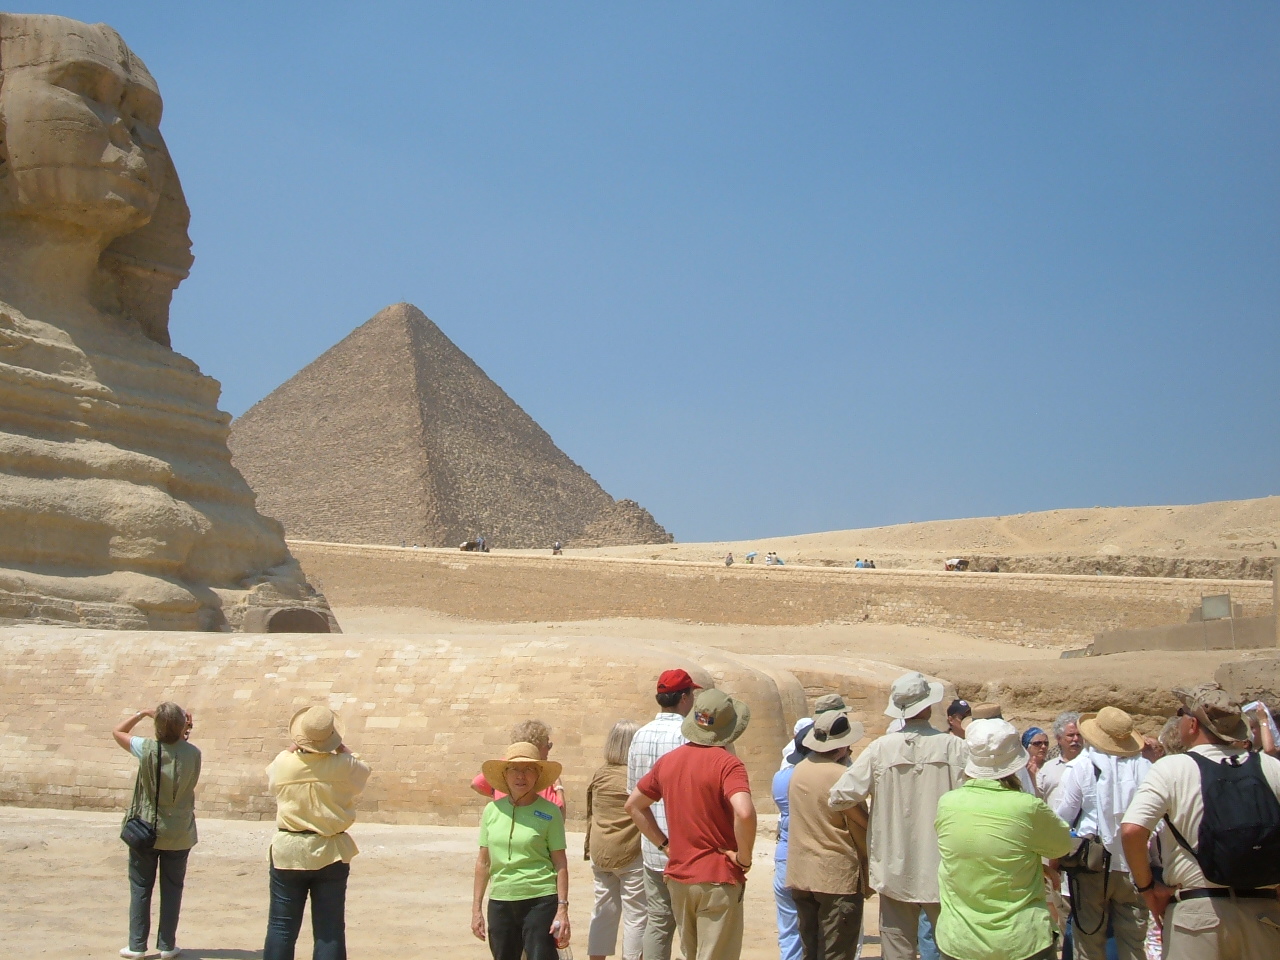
[786,710,868,960]
[627,669,702,960]
[586,719,647,960]
[473,741,572,960]
[264,706,371,960]
[114,703,200,960]
[935,719,1073,960]
[828,672,966,960]
[627,688,757,960]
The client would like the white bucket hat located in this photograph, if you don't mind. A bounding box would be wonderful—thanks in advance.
[884,671,945,719]
[965,718,1029,780]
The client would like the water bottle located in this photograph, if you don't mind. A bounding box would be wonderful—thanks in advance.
[551,919,572,959]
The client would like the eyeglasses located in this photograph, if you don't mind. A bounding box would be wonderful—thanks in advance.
[1029,739,1049,747]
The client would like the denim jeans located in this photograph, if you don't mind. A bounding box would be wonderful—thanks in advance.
[263,859,350,960]
[487,894,560,960]
[772,862,802,960]
[128,847,190,953]
[919,909,940,960]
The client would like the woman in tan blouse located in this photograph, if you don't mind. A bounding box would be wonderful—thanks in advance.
[585,719,646,960]
[263,706,370,960]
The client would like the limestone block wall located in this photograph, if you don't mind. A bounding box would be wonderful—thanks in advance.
[293,543,1275,649]
[0,627,911,824]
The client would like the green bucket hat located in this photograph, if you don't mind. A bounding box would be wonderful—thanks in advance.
[681,689,751,746]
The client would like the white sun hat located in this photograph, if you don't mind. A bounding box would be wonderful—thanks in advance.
[964,718,1030,780]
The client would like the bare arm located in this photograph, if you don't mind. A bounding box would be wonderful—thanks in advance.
[549,848,571,947]
[1121,823,1173,927]
[113,708,154,751]
[729,790,757,869]
[625,787,666,848]
[471,848,490,941]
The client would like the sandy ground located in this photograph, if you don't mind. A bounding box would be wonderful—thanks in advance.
[548,495,1280,569]
[1,806,885,960]
[329,608,1057,664]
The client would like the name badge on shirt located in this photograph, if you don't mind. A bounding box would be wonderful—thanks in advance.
[533,809,553,821]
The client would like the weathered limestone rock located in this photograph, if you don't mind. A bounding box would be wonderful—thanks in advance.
[0,14,334,631]
[229,302,673,549]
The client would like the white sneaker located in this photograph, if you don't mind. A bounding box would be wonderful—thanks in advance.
[120,950,146,959]
[160,951,182,959]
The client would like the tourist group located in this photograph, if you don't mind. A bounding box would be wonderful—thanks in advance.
[113,670,1280,960]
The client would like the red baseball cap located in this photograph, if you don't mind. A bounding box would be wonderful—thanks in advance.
[656,669,702,695]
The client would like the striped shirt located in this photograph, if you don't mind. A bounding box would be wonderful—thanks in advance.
[627,711,687,871]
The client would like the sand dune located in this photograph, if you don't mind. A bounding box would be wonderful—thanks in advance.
[565,496,1280,576]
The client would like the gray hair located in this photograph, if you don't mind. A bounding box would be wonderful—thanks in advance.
[604,719,640,765]
[1053,711,1081,740]
[510,719,551,750]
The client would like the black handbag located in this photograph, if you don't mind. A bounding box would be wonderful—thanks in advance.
[120,742,163,851]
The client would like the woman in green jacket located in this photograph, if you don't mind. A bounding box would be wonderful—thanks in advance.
[935,718,1072,960]
[113,702,201,960]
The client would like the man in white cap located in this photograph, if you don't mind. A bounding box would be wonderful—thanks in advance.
[828,672,966,960]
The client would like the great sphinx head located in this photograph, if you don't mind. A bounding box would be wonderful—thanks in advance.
[0,13,192,345]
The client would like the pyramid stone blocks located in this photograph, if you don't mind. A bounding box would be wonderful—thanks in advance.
[230,303,672,549]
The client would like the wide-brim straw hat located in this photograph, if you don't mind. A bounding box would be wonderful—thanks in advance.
[291,705,343,754]
[884,672,945,719]
[802,710,865,753]
[682,689,751,746]
[1079,707,1144,757]
[965,718,1030,780]
[482,742,563,794]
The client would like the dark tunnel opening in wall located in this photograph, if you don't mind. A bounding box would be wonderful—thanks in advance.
[266,608,331,633]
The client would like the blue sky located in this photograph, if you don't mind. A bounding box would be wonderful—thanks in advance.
[45,3,1280,541]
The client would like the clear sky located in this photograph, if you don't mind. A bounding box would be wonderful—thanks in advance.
[42,3,1280,542]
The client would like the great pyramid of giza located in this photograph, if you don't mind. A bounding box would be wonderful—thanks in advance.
[228,303,672,549]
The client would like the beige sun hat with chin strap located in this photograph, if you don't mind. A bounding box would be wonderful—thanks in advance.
[482,742,563,794]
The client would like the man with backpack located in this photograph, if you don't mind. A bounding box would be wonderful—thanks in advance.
[1120,684,1280,960]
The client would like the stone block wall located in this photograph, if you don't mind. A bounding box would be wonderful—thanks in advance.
[0,627,911,824]
[293,543,1275,649]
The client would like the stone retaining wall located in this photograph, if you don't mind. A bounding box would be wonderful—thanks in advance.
[0,626,924,824]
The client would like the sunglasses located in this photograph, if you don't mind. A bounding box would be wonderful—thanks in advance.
[1029,739,1049,747]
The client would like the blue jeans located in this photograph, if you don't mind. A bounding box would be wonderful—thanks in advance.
[773,860,802,960]
[128,847,190,953]
[263,859,350,960]
[919,910,940,960]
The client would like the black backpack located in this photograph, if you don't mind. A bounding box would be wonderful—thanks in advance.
[1164,751,1280,889]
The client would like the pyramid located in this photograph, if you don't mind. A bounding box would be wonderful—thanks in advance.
[228,303,672,549]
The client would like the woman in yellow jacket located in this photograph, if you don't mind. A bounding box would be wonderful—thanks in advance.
[264,706,371,960]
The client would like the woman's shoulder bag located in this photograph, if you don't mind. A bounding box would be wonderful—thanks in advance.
[121,741,163,851]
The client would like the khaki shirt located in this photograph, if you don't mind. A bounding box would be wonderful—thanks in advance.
[829,719,967,902]
[786,753,866,895]
[585,762,642,871]
[1122,743,1280,891]
[267,749,371,871]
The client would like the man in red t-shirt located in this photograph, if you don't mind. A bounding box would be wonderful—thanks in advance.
[626,688,757,960]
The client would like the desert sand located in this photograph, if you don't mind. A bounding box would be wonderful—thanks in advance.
[562,496,1280,576]
[0,806,887,960]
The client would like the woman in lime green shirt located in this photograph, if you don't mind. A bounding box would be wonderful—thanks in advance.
[935,719,1073,960]
[472,741,572,960]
